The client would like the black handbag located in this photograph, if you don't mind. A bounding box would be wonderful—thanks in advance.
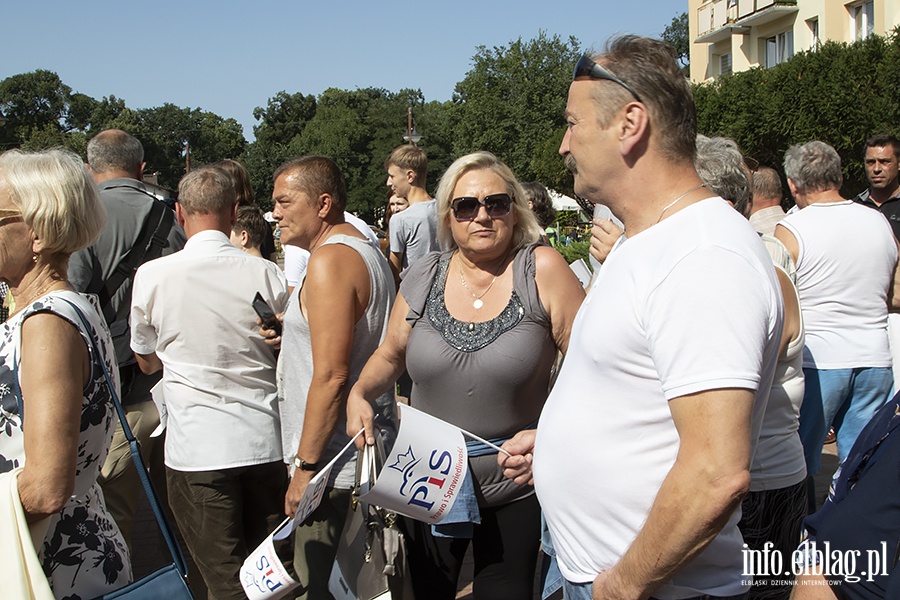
[61,298,194,600]
[328,436,414,600]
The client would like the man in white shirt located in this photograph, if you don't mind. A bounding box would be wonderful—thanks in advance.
[131,166,289,600]
[775,141,900,509]
[749,166,787,236]
[502,36,783,600]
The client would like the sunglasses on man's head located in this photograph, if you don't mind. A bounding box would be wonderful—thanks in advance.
[450,194,513,222]
[573,54,643,104]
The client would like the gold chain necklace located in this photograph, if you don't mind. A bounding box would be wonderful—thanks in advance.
[457,258,499,310]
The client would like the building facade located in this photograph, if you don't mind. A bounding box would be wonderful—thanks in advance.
[689,0,900,82]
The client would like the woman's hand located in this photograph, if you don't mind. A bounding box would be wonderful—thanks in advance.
[347,385,376,450]
[498,429,537,486]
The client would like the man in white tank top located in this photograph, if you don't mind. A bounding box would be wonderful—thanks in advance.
[776,141,900,509]
[267,155,396,600]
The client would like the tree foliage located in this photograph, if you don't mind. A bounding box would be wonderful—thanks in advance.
[9,28,898,218]
[695,32,900,198]
[662,12,689,71]
[452,32,580,195]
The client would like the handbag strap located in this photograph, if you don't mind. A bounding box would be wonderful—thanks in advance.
[59,297,188,578]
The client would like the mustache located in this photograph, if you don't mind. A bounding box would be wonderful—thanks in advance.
[564,154,578,174]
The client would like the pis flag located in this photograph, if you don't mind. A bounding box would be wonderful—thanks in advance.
[240,431,362,599]
[361,403,468,524]
[240,518,298,600]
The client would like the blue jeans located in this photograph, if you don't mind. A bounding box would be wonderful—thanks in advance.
[561,579,748,600]
[799,367,893,475]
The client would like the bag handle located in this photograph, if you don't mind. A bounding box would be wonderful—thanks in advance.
[59,297,188,578]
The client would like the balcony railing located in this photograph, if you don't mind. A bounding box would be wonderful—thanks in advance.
[696,0,798,42]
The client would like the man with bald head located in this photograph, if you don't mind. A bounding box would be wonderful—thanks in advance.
[68,129,186,548]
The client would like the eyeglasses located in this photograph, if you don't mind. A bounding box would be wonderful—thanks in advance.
[450,194,513,222]
[573,54,644,104]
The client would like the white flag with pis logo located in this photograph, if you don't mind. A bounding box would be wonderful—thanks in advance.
[361,404,468,524]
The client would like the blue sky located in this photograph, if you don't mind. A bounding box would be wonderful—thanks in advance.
[3,1,684,139]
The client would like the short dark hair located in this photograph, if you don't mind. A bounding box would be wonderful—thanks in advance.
[385,145,428,184]
[273,155,347,212]
[864,133,900,157]
[589,35,696,163]
[233,205,268,249]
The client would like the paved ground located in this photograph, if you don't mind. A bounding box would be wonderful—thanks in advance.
[131,444,840,599]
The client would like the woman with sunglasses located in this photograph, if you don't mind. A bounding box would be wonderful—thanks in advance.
[0,149,132,598]
[348,151,585,599]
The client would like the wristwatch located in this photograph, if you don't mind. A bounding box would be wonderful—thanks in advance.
[293,456,320,472]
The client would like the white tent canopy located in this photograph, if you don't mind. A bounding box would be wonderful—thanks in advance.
[548,189,581,211]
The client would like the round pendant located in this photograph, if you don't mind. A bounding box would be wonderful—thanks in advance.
[473,299,484,310]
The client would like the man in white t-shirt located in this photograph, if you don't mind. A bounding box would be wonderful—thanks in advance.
[131,166,289,600]
[500,36,783,600]
[775,141,900,510]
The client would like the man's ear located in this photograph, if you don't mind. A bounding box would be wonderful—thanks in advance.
[406,169,416,185]
[618,102,650,157]
[175,202,186,227]
[317,193,333,218]
[239,229,250,248]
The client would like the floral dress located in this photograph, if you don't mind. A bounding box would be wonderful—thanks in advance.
[0,291,132,599]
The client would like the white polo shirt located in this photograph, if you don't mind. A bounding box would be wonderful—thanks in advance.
[131,230,290,471]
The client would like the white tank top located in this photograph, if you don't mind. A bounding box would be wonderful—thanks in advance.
[779,200,897,369]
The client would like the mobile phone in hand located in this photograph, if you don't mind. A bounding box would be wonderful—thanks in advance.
[252,292,282,336]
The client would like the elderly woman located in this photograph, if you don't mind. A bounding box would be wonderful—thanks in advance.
[0,149,132,597]
[348,151,585,599]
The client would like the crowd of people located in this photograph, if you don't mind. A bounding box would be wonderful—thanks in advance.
[1,32,899,600]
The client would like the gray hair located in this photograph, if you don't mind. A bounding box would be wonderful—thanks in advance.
[784,141,843,194]
[177,166,236,216]
[694,135,751,217]
[434,151,542,252]
[0,148,106,254]
[87,129,144,175]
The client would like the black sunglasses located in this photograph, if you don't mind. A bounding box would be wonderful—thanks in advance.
[573,55,643,104]
[450,193,513,221]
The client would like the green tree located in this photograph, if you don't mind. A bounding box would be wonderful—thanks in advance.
[452,32,580,191]
[0,70,72,144]
[694,32,900,198]
[662,12,690,72]
[109,103,246,190]
[252,91,316,148]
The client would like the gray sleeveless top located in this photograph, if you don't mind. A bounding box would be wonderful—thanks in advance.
[401,243,556,506]
[278,234,397,489]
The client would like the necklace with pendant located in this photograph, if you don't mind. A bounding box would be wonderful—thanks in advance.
[458,259,499,310]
